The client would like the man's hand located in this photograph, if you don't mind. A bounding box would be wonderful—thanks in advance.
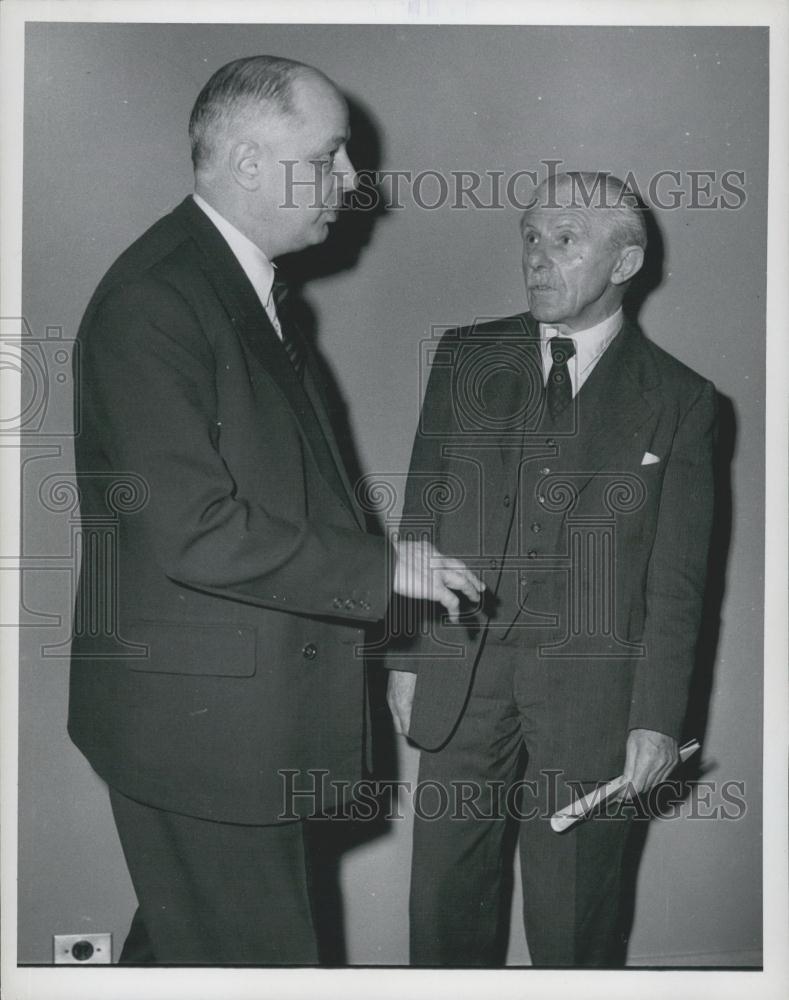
[387,670,417,736]
[622,727,679,796]
[392,537,484,623]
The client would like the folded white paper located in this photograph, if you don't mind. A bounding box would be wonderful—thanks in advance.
[550,739,701,832]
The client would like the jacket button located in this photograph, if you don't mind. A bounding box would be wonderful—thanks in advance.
[546,438,556,447]
[531,522,542,533]
[332,598,343,608]
[345,599,356,610]
[503,495,511,507]
[302,643,317,660]
[537,495,546,504]
[539,466,551,476]
[528,549,538,559]
[489,558,498,569]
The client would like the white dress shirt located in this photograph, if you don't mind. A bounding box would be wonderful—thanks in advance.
[539,307,624,397]
[192,193,283,339]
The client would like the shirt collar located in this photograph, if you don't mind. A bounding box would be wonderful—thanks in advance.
[539,307,624,375]
[192,193,276,308]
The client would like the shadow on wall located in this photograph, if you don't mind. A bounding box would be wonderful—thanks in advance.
[279,93,397,965]
[278,94,391,522]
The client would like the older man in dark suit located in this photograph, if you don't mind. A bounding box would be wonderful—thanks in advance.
[68,55,482,966]
[387,172,717,967]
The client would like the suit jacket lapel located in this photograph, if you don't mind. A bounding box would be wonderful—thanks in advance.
[297,328,367,529]
[171,197,359,521]
[476,314,547,558]
[549,318,659,493]
[487,312,544,468]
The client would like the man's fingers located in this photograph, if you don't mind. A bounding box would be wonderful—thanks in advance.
[612,779,638,802]
[654,754,679,787]
[625,753,678,796]
[449,574,485,602]
[623,755,655,796]
[447,563,486,593]
[392,540,485,609]
[439,568,484,605]
[390,709,404,735]
[623,768,647,797]
[628,761,659,796]
[434,557,485,593]
[623,729,680,796]
[386,687,401,732]
[434,583,460,622]
[386,671,415,736]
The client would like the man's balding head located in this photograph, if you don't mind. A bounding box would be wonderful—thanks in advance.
[189,55,313,173]
[189,56,356,260]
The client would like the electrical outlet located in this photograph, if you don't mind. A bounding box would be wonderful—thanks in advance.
[53,932,112,964]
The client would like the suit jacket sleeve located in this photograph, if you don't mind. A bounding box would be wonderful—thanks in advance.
[80,278,392,621]
[628,378,718,738]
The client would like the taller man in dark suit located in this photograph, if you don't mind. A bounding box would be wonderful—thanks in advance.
[68,55,482,966]
[387,172,717,966]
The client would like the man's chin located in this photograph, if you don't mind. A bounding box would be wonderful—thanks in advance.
[526,291,565,323]
[285,223,332,255]
[528,307,563,323]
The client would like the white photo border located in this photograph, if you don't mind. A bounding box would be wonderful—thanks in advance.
[1,2,786,998]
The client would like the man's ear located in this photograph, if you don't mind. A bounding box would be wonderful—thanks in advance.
[229,140,264,191]
[611,245,645,286]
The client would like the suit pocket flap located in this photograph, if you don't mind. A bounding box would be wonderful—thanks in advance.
[126,620,256,677]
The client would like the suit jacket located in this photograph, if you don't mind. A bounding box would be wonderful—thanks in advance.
[391,312,717,753]
[68,196,392,824]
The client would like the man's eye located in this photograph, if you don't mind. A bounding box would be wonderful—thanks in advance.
[525,233,538,244]
[559,234,573,246]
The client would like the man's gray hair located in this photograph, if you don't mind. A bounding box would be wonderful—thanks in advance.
[188,55,309,171]
[533,171,648,253]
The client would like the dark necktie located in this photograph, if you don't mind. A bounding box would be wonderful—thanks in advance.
[546,336,576,421]
[271,277,306,380]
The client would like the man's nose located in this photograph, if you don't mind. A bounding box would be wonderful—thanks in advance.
[334,149,358,194]
[524,243,551,269]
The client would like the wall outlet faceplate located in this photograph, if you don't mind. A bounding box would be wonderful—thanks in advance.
[53,932,112,964]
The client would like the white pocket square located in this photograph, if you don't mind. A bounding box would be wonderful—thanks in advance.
[641,451,660,466]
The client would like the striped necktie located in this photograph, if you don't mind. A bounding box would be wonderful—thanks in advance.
[271,277,306,380]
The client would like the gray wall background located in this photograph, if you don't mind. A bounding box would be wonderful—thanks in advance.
[19,23,766,966]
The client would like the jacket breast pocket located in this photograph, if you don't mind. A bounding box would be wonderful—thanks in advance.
[635,460,666,506]
[125,620,257,677]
